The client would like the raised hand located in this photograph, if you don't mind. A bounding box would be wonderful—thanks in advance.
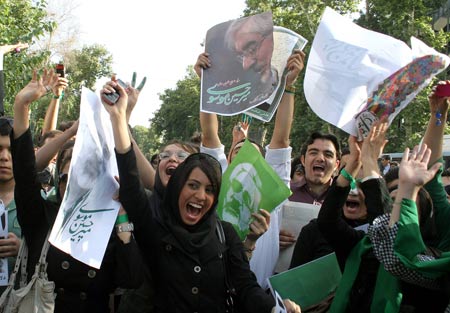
[361,117,389,177]
[399,144,441,189]
[49,72,68,97]
[428,80,450,120]
[100,78,128,119]
[126,72,147,122]
[194,52,211,78]
[0,42,29,55]
[15,69,54,106]
[285,50,306,87]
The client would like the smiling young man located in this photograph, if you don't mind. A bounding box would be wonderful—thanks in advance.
[289,132,341,205]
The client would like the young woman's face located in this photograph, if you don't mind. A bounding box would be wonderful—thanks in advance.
[178,167,215,226]
[158,144,190,187]
[342,187,367,220]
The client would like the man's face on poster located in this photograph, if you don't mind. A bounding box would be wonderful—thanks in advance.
[233,21,274,83]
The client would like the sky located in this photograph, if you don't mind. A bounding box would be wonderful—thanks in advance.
[72,0,247,127]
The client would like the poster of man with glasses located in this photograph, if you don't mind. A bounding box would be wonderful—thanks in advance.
[200,12,307,121]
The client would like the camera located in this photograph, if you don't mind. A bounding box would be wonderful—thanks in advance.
[101,79,127,105]
[55,64,65,78]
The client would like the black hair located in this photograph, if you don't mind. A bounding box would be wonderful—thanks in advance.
[291,154,302,179]
[341,146,350,157]
[384,166,436,244]
[300,132,341,160]
[150,153,159,164]
[228,138,265,163]
[0,117,13,136]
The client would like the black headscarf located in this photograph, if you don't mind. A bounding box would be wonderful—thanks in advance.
[162,153,222,253]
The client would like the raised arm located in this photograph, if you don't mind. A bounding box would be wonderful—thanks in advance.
[422,81,450,166]
[195,53,222,149]
[359,119,391,222]
[101,80,131,153]
[41,73,68,134]
[389,144,440,226]
[14,69,53,137]
[0,43,29,116]
[269,50,305,149]
[35,120,78,171]
[125,72,155,190]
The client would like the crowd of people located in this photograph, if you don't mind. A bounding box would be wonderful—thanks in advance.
[0,19,450,313]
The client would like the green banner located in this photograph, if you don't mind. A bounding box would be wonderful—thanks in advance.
[269,253,342,309]
[217,139,291,240]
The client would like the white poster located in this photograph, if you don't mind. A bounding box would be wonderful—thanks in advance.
[274,201,320,273]
[49,87,120,269]
[304,7,450,136]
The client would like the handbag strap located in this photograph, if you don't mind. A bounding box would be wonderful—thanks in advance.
[19,231,51,285]
[7,235,28,288]
[35,232,52,276]
[216,220,236,313]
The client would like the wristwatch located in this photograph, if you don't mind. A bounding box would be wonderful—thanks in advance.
[115,222,134,233]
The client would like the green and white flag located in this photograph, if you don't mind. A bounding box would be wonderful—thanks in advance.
[217,140,291,240]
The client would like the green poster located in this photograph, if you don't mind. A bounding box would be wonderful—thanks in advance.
[216,139,291,240]
[269,253,342,309]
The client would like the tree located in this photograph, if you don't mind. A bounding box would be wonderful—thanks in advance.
[0,0,56,116]
[132,125,162,160]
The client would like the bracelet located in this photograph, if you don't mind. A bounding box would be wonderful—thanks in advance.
[285,85,296,94]
[340,168,356,190]
[53,94,61,99]
[116,214,129,225]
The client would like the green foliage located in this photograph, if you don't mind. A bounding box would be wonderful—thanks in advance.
[151,67,201,143]
[132,125,162,160]
[0,0,55,116]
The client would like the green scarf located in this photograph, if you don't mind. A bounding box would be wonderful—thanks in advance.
[330,236,402,313]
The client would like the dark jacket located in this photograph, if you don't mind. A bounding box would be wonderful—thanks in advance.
[116,147,275,313]
[289,219,334,269]
[12,129,143,313]
[317,179,386,312]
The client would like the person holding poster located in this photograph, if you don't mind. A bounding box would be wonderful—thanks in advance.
[101,79,301,313]
[10,69,143,313]
[196,49,305,289]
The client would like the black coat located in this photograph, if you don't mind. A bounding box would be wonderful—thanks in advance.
[11,129,143,313]
[116,147,275,313]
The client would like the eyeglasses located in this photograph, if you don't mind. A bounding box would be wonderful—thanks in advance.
[236,35,267,64]
[159,150,190,161]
